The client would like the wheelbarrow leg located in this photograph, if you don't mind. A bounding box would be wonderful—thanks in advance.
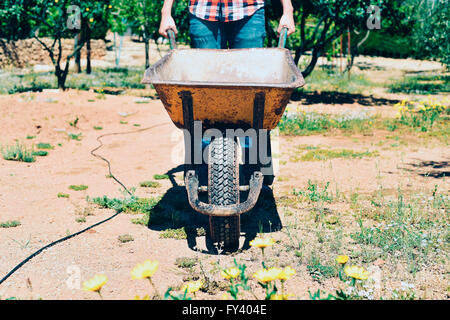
[180,90,195,174]
[252,92,274,185]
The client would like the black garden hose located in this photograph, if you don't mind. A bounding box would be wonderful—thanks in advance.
[0,122,169,286]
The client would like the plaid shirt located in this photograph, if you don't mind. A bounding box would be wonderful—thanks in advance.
[189,0,265,22]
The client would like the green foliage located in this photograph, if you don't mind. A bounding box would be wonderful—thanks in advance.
[160,228,187,240]
[293,180,333,203]
[153,174,169,180]
[57,193,70,198]
[1,142,35,162]
[392,99,449,132]
[0,220,21,228]
[309,288,350,300]
[36,143,54,150]
[109,0,189,42]
[32,150,48,156]
[140,181,161,188]
[278,111,373,135]
[69,184,89,191]
[351,192,447,273]
[266,0,405,76]
[175,257,198,269]
[75,217,86,223]
[410,0,449,66]
[0,0,36,40]
[299,148,379,161]
[389,74,450,95]
[68,133,83,141]
[307,252,338,281]
[357,32,415,58]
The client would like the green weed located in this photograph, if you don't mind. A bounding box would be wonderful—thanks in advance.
[0,220,21,228]
[1,143,35,162]
[69,185,88,191]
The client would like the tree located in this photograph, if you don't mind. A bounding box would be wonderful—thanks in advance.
[265,0,405,77]
[20,0,87,89]
[109,0,189,69]
[0,0,37,40]
[411,0,449,66]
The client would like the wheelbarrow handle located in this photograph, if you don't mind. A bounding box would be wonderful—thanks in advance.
[278,27,288,49]
[166,29,177,50]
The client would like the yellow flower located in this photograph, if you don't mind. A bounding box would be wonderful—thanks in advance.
[181,280,203,294]
[270,293,294,300]
[86,7,90,11]
[89,18,94,23]
[108,5,112,8]
[134,295,150,300]
[221,267,240,280]
[344,265,369,280]
[131,260,159,279]
[336,255,349,264]
[249,237,276,249]
[252,267,282,283]
[82,274,107,292]
[277,266,296,281]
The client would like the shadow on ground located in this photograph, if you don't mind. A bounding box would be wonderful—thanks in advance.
[403,159,450,179]
[291,90,401,106]
[146,165,282,254]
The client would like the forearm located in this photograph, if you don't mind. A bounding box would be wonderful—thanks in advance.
[280,0,294,14]
[161,0,175,16]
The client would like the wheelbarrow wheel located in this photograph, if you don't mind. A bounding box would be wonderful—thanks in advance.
[208,136,240,252]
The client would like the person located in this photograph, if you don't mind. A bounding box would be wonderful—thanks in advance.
[159,0,295,49]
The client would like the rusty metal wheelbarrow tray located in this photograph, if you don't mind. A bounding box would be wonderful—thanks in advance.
[142,48,305,130]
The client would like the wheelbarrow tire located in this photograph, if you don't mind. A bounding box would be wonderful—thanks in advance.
[208,136,240,252]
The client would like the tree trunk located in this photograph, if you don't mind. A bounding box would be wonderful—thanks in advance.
[301,47,321,78]
[86,24,91,74]
[74,32,82,73]
[144,35,150,69]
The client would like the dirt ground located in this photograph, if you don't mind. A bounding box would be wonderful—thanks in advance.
[0,85,448,300]
[0,39,448,299]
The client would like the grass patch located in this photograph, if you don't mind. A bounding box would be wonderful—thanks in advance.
[32,150,48,156]
[139,181,161,188]
[389,74,450,95]
[307,252,338,282]
[300,68,376,94]
[68,133,82,141]
[278,111,373,136]
[175,257,198,269]
[159,227,187,240]
[1,143,35,162]
[0,220,21,228]
[93,126,103,130]
[57,193,70,198]
[153,174,169,180]
[69,184,88,191]
[351,191,449,273]
[75,217,86,223]
[118,234,134,243]
[299,148,379,162]
[36,143,53,150]
[293,180,334,203]
[0,67,146,95]
[91,189,192,228]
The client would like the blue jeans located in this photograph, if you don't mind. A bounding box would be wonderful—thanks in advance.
[189,8,266,49]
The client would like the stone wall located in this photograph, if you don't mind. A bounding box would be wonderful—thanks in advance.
[0,38,106,68]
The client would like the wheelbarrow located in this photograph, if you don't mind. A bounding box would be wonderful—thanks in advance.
[142,28,305,251]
